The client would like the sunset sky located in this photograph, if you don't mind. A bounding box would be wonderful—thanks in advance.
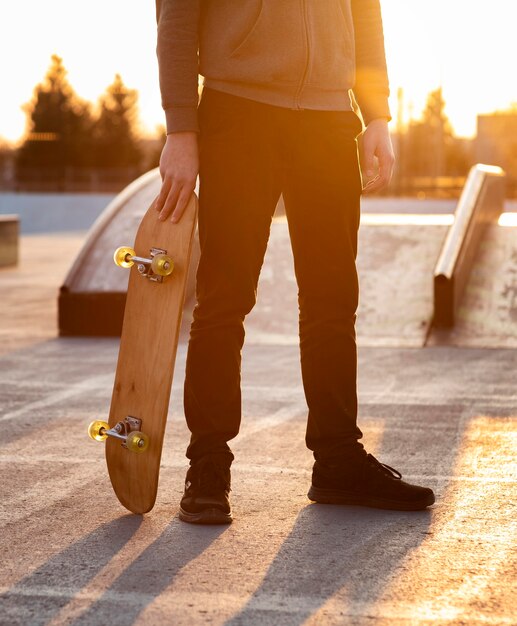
[1,0,515,144]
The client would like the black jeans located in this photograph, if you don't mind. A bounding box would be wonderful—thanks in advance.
[184,88,364,463]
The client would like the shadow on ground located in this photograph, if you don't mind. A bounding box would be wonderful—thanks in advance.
[70,521,229,625]
[225,505,432,625]
[0,516,142,625]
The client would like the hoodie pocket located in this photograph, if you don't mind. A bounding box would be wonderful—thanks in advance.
[230,1,264,58]
[229,1,305,84]
[306,0,355,89]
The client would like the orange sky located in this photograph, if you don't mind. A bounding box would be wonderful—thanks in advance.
[0,0,515,144]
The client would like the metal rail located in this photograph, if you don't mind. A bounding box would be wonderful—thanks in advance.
[433,164,505,328]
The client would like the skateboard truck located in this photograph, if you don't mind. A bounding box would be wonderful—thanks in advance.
[113,246,174,283]
[88,416,150,453]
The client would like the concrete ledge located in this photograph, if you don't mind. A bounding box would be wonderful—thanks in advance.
[58,170,161,336]
[0,214,19,267]
[58,169,200,336]
[433,164,505,328]
[58,291,127,337]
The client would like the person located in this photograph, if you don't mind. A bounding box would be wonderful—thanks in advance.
[154,0,435,524]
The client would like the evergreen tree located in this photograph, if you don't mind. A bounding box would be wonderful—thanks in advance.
[0,138,15,187]
[422,87,451,132]
[405,88,453,177]
[16,54,94,180]
[144,125,167,171]
[400,87,471,185]
[421,88,470,176]
[92,74,143,168]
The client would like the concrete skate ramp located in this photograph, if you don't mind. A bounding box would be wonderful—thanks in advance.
[58,169,199,336]
[433,165,506,327]
[429,219,517,347]
[426,163,517,347]
[245,215,449,348]
[245,208,517,349]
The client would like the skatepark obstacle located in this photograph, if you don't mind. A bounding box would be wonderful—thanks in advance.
[58,169,200,336]
[433,164,505,328]
[0,214,19,267]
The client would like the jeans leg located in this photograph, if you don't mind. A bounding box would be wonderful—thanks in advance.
[282,110,364,460]
[184,90,282,462]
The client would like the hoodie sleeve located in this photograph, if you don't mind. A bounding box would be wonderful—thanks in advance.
[156,0,201,133]
[351,0,391,125]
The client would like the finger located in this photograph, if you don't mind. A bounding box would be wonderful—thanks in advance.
[154,178,172,213]
[363,172,390,194]
[171,187,195,223]
[158,182,181,221]
[362,175,384,194]
[370,160,393,192]
[378,149,395,182]
[362,141,376,179]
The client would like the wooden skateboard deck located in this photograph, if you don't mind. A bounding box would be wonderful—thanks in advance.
[89,193,198,514]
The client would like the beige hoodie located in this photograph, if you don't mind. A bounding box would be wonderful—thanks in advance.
[156,0,391,133]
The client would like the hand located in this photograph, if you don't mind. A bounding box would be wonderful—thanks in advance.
[360,119,395,194]
[154,132,199,223]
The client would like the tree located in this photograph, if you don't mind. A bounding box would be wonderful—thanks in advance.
[0,138,15,187]
[405,87,457,177]
[421,88,451,132]
[92,74,143,168]
[16,54,94,181]
[143,125,167,171]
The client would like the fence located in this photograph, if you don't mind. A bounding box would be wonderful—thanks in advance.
[2,166,144,193]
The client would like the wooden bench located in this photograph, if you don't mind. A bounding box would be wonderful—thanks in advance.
[0,215,19,267]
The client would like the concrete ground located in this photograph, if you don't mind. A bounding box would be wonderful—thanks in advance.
[0,224,516,625]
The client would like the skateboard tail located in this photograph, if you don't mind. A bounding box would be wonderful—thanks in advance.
[115,489,157,515]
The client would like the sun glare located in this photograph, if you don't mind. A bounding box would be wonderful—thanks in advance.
[0,0,161,144]
[0,0,515,143]
[382,0,516,136]
[498,213,517,227]
[361,214,454,226]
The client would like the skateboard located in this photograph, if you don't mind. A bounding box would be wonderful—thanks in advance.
[88,193,198,514]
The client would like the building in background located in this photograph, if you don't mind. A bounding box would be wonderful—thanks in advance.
[476,108,517,194]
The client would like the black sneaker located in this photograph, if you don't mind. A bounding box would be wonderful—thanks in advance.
[179,454,233,524]
[308,453,435,511]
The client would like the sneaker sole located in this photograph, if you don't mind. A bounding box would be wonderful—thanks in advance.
[307,485,435,511]
[179,506,233,525]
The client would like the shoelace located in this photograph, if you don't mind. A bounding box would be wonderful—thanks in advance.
[195,460,231,494]
[366,454,402,480]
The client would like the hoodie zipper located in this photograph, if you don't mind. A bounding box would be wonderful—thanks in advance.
[294,0,310,109]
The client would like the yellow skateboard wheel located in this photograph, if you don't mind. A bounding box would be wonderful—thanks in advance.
[88,420,109,442]
[151,254,174,277]
[114,246,136,268]
[126,431,149,453]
